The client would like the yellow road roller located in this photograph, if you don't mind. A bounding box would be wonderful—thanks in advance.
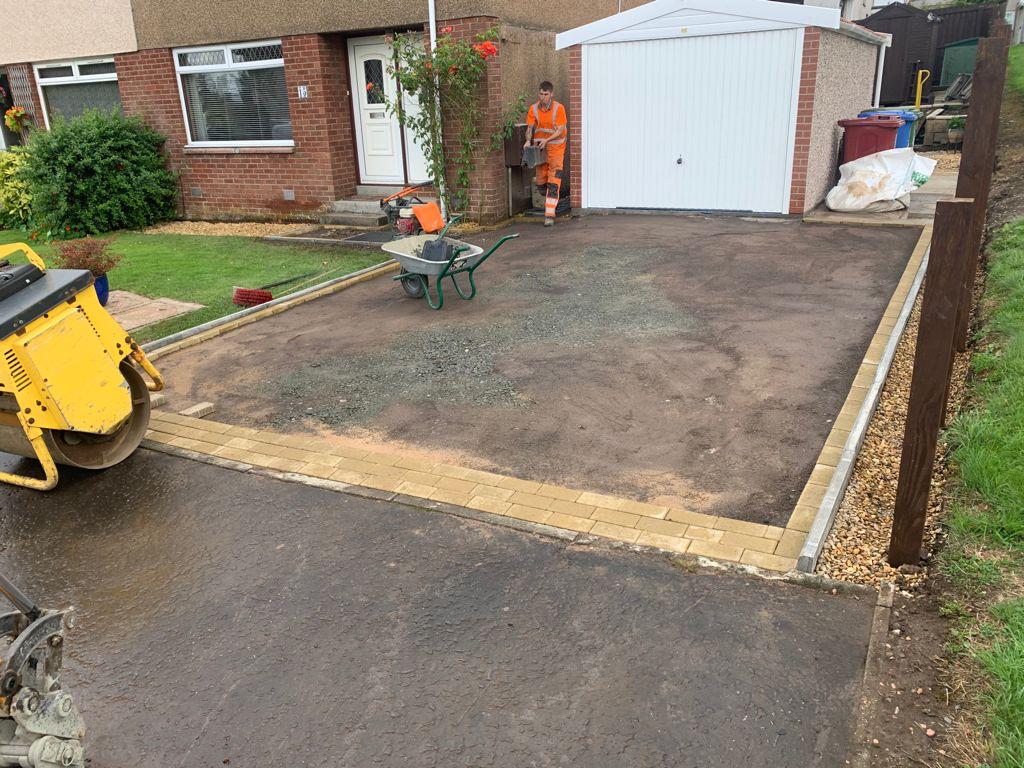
[0,243,163,491]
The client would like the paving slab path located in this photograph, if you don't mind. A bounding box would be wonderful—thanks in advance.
[0,449,873,767]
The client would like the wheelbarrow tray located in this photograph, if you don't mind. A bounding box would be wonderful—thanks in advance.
[382,234,484,277]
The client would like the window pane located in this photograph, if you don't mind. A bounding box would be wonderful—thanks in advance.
[78,61,117,76]
[231,44,283,63]
[364,59,385,104]
[178,49,225,67]
[181,67,292,142]
[38,66,74,79]
[43,81,122,122]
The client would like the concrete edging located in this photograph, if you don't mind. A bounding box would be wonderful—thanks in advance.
[848,582,897,767]
[141,259,398,359]
[796,250,929,572]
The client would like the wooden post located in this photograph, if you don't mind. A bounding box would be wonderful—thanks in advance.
[953,37,1009,352]
[889,199,975,567]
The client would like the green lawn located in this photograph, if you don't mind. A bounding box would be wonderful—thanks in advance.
[0,230,385,342]
[942,219,1024,767]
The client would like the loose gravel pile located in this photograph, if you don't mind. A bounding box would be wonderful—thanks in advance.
[817,291,971,591]
[142,221,313,237]
[920,151,962,172]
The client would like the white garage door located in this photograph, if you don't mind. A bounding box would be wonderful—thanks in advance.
[582,29,802,213]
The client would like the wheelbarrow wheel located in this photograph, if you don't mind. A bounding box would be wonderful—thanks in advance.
[399,268,427,299]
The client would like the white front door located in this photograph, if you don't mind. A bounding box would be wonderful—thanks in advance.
[349,37,404,184]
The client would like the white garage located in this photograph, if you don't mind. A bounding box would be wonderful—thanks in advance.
[556,0,890,215]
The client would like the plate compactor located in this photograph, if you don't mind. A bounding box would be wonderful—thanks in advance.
[0,243,163,490]
[0,574,83,768]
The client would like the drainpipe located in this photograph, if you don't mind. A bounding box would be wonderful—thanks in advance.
[873,43,886,107]
[427,0,449,220]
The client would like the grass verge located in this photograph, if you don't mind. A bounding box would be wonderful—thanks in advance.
[0,229,385,342]
[941,220,1024,767]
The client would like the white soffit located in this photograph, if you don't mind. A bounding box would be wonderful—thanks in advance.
[556,0,841,49]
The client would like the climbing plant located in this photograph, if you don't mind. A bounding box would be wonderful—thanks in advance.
[386,26,499,212]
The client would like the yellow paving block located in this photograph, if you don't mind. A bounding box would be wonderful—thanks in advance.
[497,476,544,494]
[275,446,319,464]
[298,463,337,480]
[211,446,252,463]
[307,453,343,468]
[853,366,877,388]
[576,492,624,510]
[684,526,724,544]
[713,518,768,538]
[833,410,857,432]
[429,488,473,507]
[636,531,689,553]
[446,467,507,485]
[225,437,259,451]
[194,419,233,434]
[396,481,436,498]
[466,496,512,515]
[591,507,641,528]
[825,428,852,449]
[394,456,440,473]
[362,451,402,467]
[763,525,786,541]
[360,476,403,493]
[145,430,176,444]
[400,470,442,487]
[334,457,378,475]
[434,477,477,495]
[266,457,306,473]
[328,468,367,485]
[508,491,554,510]
[807,464,834,488]
[721,531,777,555]
[817,444,842,468]
[636,517,688,538]
[590,521,640,543]
[505,504,553,525]
[194,430,231,445]
[687,539,744,563]
[775,529,806,559]
[796,483,827,510]
[168,437,222,454]
[536,484,582,502]
[786,504,819,532]
[469,484,515,501]
[362,463,408,480]
[618,499,670,519]
[546,511,595,533]
[740,550,797,572]
[665,508,719,528]
[548,499,597,518]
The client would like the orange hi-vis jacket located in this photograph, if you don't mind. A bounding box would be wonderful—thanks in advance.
[527,100,567,148]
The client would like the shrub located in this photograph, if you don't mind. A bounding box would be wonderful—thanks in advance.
[0,147,31,228]
[21,110,176,236]
[52,237,120,276]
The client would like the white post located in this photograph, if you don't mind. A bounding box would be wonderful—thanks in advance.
[427,0,448,220]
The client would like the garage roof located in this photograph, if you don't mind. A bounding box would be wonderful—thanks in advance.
[555,0,841,49]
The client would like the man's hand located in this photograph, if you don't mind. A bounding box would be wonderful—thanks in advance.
[523,140,531,149]
[537,138,548,148]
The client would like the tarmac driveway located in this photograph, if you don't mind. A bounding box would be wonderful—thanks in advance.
[0,450,874,767]
[154,215,921,525]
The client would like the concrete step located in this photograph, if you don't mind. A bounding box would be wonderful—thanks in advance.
[319,211,388,227]
[357,184,405,198]
[330,197,383,214]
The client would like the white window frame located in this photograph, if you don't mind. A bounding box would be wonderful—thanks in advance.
[173,39,293,148]
[33,58,119,130]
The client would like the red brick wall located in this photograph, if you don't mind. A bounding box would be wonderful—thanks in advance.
[434,16,505,224]
[568,45,582,210]
[117,33,356,220]
[788,27,820,215]
[4,63,45,135]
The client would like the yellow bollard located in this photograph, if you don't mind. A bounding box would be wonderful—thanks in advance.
[914,69,931,109]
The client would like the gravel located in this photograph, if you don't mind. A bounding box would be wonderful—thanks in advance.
[817,288,971,591]
[142,221,314,237]
[252,244,697,429]
[920,151,962,172]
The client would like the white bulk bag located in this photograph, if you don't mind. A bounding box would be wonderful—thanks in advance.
[825,148,938,213]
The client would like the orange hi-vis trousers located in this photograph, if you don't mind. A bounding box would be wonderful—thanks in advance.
[536,143,565,220]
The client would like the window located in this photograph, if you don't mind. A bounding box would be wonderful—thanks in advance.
[33,59,121,128]
[173,40,292,147]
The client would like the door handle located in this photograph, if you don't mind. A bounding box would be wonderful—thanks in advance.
[676,156,683,165]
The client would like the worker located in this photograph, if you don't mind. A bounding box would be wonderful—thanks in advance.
[524,81,568,227]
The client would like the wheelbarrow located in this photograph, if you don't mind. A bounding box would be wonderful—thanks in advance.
[382,225,518,310]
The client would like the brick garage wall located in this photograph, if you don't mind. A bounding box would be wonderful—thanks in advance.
[803,30,880,211]
[116,33,356,220]
[788,27,819,215]
[568,45,581,210]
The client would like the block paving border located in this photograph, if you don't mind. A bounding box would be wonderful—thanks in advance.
[142,226,931,574]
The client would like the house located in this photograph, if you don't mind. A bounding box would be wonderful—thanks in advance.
[859,2,1000,104]
[1,0,644,223]
[556,0,890,215]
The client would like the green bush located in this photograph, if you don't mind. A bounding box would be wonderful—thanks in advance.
[0,147,31,228]
[22,110,176,236]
